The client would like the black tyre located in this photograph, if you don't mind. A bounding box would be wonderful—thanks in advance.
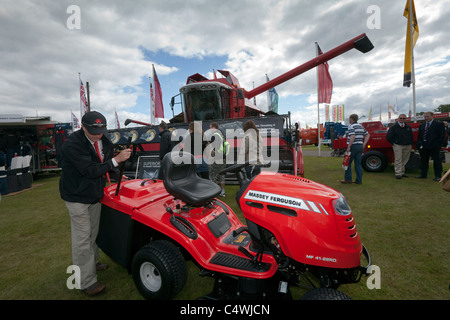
[132,240,187,300]
[362,150,388,172]
[300,288,351,300]
[405,152,421,170]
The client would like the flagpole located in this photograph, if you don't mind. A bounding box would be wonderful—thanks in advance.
[252,81,256,106]
[315,42,321,157]
[86,82,91,112]
[409,0,417,122]
[265,74,269,112]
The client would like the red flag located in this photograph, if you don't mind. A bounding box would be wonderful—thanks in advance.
[115,109,120,129]
[152,65,164,118]
[80,79,88,115]
[317,44,333,104]
[71,111,80,129]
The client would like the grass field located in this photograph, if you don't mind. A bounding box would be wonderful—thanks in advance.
[0,155,449,300]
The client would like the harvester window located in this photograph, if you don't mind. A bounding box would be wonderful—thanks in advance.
[183,90,222,121]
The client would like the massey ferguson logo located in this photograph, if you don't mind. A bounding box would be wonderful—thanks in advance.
[244,190,329,215]
[95,118,102,124]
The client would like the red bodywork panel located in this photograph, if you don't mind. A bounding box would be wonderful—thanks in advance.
[102,180,279,279]
[102,169,363,273]
[239,172,362,269]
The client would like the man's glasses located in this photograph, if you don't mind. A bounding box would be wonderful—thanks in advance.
[399,117,406,120]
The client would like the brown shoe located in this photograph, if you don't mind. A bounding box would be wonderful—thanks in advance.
[96,262,108,271]
[340,180,352,184]
[82,282,105,296]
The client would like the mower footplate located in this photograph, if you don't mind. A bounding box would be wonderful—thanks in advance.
[210,252,271,272]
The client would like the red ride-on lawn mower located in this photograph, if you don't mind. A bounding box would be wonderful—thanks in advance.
[97,152,371,300]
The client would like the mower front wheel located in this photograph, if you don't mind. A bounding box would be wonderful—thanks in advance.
[132,240,187,300]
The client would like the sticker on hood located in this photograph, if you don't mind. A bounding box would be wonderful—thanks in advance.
[244,190,329,215]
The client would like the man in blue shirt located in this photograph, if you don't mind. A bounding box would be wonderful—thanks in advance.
[341,114,370,184]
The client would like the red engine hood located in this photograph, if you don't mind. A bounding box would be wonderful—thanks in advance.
[238,171,362,269]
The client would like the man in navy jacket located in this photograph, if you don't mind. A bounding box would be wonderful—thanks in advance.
[386,114,414,179]
[416,112,446,181]
[60,111,131,295]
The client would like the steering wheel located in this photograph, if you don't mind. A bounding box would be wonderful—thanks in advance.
[218,162,248,175]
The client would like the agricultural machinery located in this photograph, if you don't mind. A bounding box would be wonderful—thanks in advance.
[107,33,374,179]
[98,151,371,300]
[332,117,448,172]
[97,33,375,300]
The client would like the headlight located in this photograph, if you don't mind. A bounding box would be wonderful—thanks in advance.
[333,194,352,216]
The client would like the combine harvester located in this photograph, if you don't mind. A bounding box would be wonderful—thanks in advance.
[107,33,374,179]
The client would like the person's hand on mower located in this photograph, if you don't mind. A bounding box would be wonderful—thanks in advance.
[114,148,132,164]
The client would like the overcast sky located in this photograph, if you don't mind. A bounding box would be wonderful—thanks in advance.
[1,0,449,128]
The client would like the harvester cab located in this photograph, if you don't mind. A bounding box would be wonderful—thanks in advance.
[170,70,264,123]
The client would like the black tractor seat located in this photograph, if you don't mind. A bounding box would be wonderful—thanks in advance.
[162,151,221,206]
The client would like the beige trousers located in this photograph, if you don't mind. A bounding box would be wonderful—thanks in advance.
[65,201,101,290]
[392,143,411,176]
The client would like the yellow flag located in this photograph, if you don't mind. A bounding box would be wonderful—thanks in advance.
[403,0,419,87]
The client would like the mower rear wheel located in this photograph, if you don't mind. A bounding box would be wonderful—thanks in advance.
[300,288,351,300]
[132,240,187,300]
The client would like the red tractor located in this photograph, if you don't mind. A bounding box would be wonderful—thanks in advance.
[98,152,371,300]
[333,116,449,172]
[333,121,421,172]
[362,121,420,172]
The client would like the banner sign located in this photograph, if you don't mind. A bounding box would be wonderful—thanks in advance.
[107,115,287,146]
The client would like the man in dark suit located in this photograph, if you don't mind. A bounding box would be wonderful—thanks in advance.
[416,111,446,181]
